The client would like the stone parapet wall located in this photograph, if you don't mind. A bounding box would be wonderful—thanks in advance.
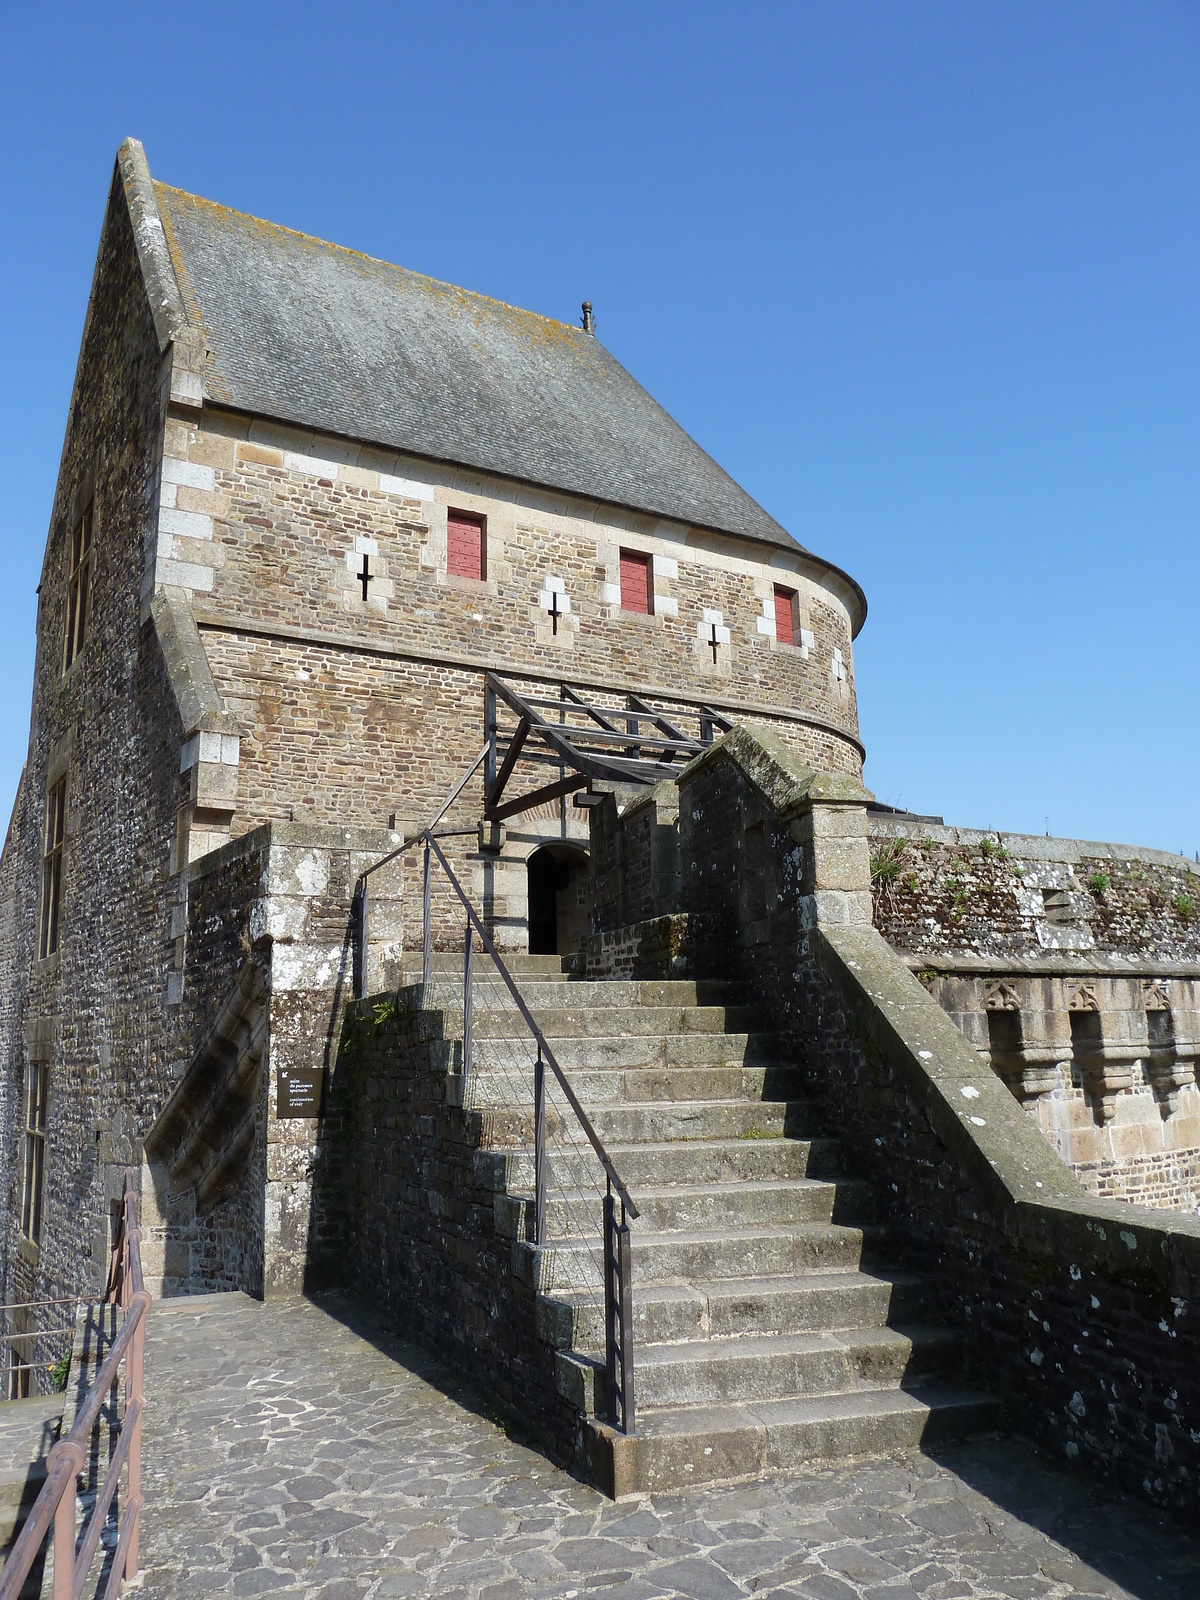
[144,820,407,1298]
[666,730,1200,1513]
[868,818,1200,963]
[868,820,1200,1209]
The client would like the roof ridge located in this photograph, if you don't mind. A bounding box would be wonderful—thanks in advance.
[151,181,584,336]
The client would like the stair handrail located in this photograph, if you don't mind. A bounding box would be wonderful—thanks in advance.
[420,828,638,1434]
[0,1168,149,1600]
[352,744,490,998]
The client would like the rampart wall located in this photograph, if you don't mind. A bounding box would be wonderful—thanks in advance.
[586,730,1200,1512]
[869,819,1200,1210]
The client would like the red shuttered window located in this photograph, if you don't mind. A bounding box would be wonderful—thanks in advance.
[773,586,796,646]
[447,512,485,581]
[620,550,652,615]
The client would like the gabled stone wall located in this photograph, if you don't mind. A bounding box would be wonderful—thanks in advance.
[0,159,186,1316]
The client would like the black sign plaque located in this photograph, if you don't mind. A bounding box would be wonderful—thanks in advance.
[277,1066,325,1120]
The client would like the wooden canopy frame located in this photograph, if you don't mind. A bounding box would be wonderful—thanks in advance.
[482,674,732,823]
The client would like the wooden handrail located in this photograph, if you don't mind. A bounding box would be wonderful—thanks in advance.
[0,1170,148,1600]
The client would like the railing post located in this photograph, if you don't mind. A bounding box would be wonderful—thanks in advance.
[534,1047,547,1246]
[604,1185,618,1428]
[352,877,368,1000]
[463,921,474,1082]
[603,1186,635,1435]
[126,1312,144,1579]
[617,1199,635,1435]
[422,841,432,995]
[50,1462,75,1600]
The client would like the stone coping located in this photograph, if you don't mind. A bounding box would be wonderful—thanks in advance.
[870,814,1197,874]
[817,922,1200,1299]
[677,723,873,812]
[187,819,408,883]
[899,951,1200,979]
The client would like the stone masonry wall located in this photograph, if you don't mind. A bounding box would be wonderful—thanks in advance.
[318,992,578,1463]
[0,166,190,1318]
[154,410,864,792]
[869,820,1200,964]
[869,821,1200,1210]
[669,736,1200,1514]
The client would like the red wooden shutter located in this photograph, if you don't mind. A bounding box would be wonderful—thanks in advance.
[773,586,795,646]
[620,551,652,614]
[447,513,485,580]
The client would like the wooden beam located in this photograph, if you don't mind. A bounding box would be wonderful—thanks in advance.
[627,693,689,744]
[486,718,530,807]
[486,773,589,822]
[560,682,621,733]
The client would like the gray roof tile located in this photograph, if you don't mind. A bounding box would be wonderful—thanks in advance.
[155,183,805,554]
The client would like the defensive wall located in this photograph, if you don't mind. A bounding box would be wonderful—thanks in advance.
[868,818,1200,1210]
[580,730,1200,1510]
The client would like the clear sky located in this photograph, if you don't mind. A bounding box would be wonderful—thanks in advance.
[1,2,1196,856]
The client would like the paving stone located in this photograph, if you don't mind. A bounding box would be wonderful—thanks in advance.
[134,1292,1200,1600]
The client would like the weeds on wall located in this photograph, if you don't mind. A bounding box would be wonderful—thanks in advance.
[870,839,907,887]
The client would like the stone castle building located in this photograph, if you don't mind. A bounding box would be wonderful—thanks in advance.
[1,139,1197,1503]
[0,137,864,1309]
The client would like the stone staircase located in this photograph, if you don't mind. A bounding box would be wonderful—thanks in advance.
[417,954,999,1495]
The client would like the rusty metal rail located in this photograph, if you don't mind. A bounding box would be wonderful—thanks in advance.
[0,1169,149,1600]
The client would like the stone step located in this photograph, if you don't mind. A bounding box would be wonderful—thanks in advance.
[559,1323,961,1411]
[575,1098,813,1146]
[404,969,750,1008]
[477,1135,845,1195]
[465,1003,762,1039]
[466,1030,789,1071]
[519,1221,881,1293]
[586,1384,1003,1497]
[466,1062,806,1108]
[537,1269,929,1350]
[437,979,753,1011]
[497,1178,871,1242]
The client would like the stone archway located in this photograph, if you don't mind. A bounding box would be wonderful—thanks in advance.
[526,843,591,956]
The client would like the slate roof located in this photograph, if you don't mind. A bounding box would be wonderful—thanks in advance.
[154,183,806,555]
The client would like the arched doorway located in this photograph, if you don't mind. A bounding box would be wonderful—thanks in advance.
[526,845,591,956]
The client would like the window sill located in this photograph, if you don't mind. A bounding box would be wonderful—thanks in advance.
[32,952,60,979]
[16,1237,39,1266]
[440,571,496,598]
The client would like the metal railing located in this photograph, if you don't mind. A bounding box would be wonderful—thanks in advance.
[0,1298,77,1398]
[416,830,638,1434]
[352,744,489,1000]
[351,744,638,1431]
[0,1169,149,1600]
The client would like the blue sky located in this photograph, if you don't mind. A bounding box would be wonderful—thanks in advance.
[1,2,1196,855]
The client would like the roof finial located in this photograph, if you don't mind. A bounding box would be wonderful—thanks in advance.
[581,301,595,335]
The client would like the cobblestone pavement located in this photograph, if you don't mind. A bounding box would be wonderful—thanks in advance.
[137,1293,1199,1600]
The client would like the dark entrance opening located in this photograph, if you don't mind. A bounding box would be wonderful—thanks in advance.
[526,845,590,956]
